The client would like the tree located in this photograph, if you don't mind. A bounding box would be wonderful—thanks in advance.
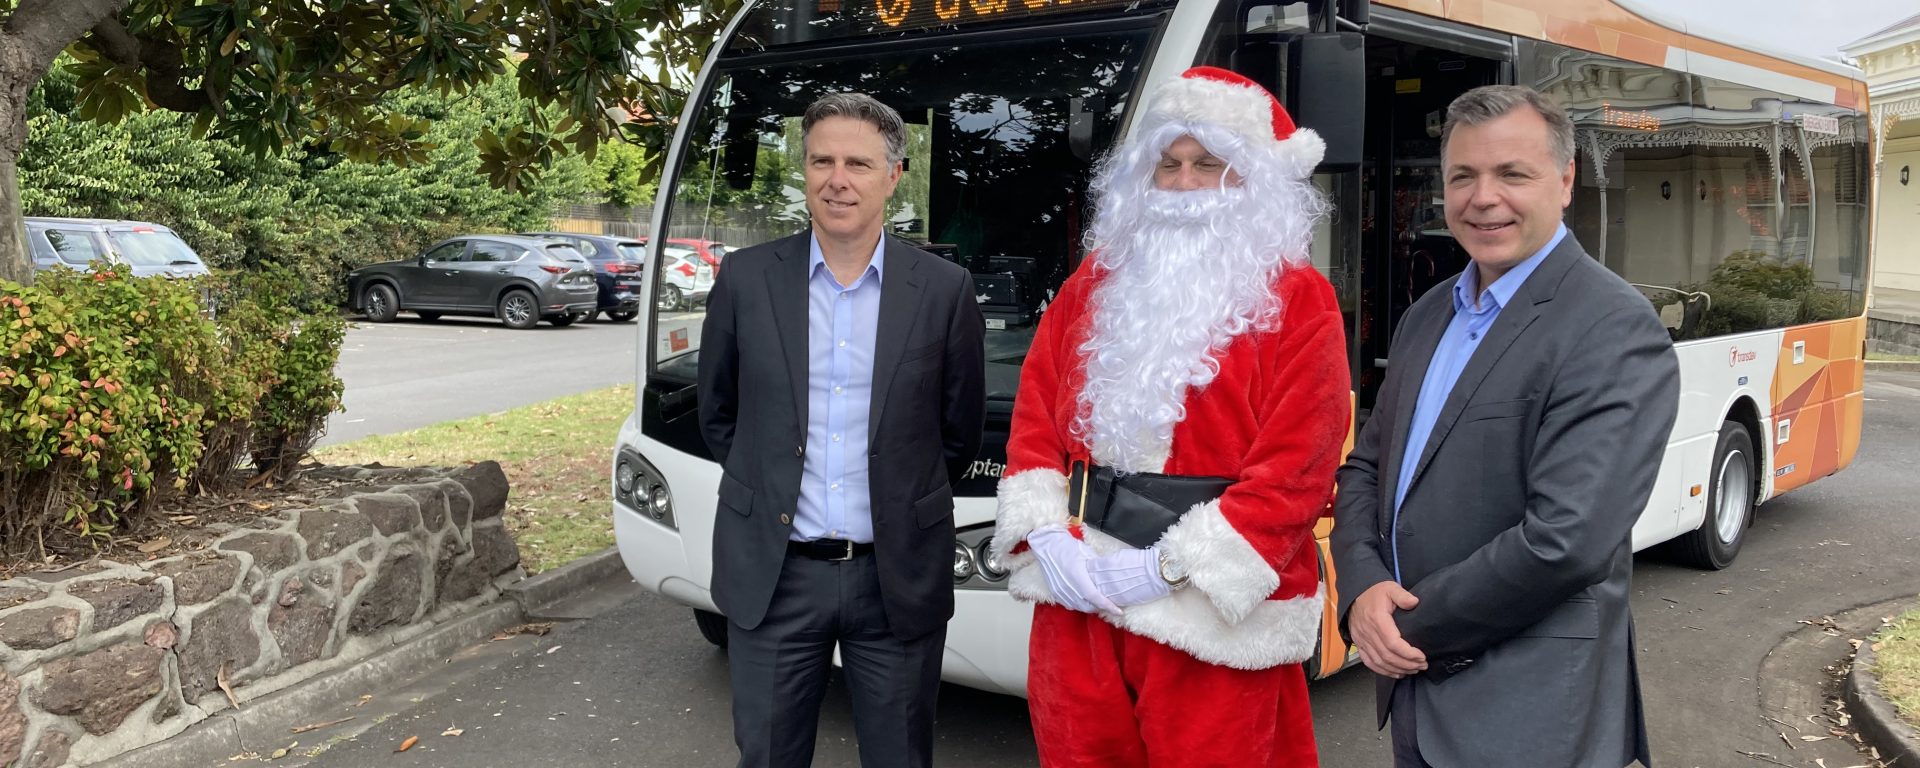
[0,0,742,285]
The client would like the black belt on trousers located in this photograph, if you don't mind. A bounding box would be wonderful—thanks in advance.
[788,538,874,561]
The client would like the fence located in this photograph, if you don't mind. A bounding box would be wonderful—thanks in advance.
[549,203,791,247]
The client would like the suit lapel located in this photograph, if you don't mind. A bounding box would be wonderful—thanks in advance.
[1381,291,1455,510]
[766,234,811,428]
[1402,237,1584,497]
[869,238,925,443]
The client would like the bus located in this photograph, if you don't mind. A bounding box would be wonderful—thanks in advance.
[610,0,1874,696]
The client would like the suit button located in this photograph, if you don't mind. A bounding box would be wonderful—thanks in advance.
[795,445,804,457]
[780,514,793,525]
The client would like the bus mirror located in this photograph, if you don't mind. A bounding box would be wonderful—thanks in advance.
[1288,31,1364,167]
[723,131,757,190]
[1069,94,1110,161]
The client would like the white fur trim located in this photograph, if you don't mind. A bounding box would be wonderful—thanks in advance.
[992,469,1070,568]
[1273,127,1325,179]
[1156,498,1281,624]
[1007,524,1323,670]
[1151,77,1277,149]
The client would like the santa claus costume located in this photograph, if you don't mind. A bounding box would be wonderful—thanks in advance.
[992,67,1352,767]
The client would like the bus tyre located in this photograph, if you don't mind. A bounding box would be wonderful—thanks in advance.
[1673,421,1756,570]
[694,609,729,649]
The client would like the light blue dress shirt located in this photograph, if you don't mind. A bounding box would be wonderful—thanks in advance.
[794,233,885,543]
[1391,224,1566,581]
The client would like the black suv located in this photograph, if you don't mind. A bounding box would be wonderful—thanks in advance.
[346,235,599,329]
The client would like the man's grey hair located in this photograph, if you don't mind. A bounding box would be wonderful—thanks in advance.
[1441,85,1576,168]
[802,93,908,166]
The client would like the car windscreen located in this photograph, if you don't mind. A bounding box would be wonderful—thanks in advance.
[543,244,590,263]
[107,229,202,267]
[616,243,647,262]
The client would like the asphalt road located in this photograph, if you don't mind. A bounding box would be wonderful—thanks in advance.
[292,367,1920,767]
[322,313,668,446]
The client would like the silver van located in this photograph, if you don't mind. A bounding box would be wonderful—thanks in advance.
[24,217,212,279]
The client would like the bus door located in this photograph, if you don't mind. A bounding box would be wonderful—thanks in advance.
[1353,15,1509,418]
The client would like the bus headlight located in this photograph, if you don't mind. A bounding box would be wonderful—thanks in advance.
[953,541,978,583]
[614,450,676,530]
[976,538,1008,580]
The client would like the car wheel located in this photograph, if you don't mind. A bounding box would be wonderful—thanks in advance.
[363,284,399,322]
[607,309,638,323]
[657,285,684,312]
[497,291,539,330]
[1669,421,1756,570]
[416,311,442,322]
[548,313,579,327]
[693,609,729,649]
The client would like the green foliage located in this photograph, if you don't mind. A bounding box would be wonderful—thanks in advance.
[1687,251,1861,338]
[21,60,600,293]
[0,269,346,556]
[590,141,658,209]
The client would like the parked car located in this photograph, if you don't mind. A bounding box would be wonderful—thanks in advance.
[638,236,730,273]
[657,245,715,311]
[24,217,211,278]
[519,232,646,322]
[346,235,598,329]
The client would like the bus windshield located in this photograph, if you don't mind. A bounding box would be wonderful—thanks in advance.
[648,19,1161,412]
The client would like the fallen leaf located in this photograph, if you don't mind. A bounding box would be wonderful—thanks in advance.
[546,645,563,655]
[138,537,172,554]
[217,662,241,710]
[442,727,464,737]
[396,735,419,753]
[1800,735,1831,742]
[357,694,374,707]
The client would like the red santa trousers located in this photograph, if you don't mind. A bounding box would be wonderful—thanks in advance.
[1027,603,1319,768]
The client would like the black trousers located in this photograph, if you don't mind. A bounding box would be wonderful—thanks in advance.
[728,551,946,768]
[1389,678,1437,768]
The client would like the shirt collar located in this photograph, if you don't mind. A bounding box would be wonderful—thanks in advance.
[808,231,886,285]
[1454,223,1566,314]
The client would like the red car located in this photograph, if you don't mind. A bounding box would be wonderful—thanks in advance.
[641,237,729,272]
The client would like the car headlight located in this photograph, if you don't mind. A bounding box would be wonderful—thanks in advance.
[976,539,1008,580]
[952,541,978,583]
[615,461,637,494]
[614,449,676,530]
[648,483,671,521]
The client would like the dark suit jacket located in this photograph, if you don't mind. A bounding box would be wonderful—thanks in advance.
[1331,233,1678,768]
[697,231,986,641]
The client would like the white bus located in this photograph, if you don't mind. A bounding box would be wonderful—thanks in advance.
[611,0,1874,696]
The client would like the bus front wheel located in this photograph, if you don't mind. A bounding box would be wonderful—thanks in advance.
[1671,421,1756,570]
[694,609,729,649]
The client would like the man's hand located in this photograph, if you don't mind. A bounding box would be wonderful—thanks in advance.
[1350,581,1427,678]
[1026,526,1123,617]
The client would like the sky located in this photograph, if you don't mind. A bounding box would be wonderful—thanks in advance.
[1662,0,1918,64]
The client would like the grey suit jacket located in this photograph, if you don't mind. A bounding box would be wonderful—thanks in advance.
[696,231,986,641]
[1332,233,1678,768]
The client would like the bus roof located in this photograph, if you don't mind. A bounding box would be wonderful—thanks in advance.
[1612,0,1863,80]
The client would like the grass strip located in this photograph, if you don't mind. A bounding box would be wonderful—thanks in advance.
[314,386,631,575]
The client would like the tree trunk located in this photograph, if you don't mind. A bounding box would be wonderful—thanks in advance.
[0,150,29,286]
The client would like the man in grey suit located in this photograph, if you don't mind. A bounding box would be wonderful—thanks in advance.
[696,93,987,768]
[1331,85,1680,768]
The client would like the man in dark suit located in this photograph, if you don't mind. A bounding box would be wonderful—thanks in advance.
[1331,85,1680,768]
[696,92,986,768]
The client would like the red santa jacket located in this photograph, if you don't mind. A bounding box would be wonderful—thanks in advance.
[991,260,1351,670]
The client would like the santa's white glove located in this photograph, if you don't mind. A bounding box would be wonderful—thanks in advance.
[1087,546,1173,607]
[1026,526,1122,616]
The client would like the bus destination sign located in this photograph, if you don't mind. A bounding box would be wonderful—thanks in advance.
[730,0,1155,49]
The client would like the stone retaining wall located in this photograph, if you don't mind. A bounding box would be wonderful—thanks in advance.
[1870,309,1920,356]
[0,463,522,767]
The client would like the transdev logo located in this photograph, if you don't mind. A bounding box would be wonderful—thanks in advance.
[1729,347,1758,367]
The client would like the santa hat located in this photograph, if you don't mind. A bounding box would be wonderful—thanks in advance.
[1142,66,1326,179]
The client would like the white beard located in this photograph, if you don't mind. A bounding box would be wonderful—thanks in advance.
[1073,187,1293,473]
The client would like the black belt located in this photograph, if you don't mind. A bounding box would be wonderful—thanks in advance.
[1068,461,1234,549]
[788,538,874,561]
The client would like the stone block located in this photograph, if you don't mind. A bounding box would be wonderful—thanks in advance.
[0,668,25,767]
[348,553,423,635]
[0,586,47,610]
[219,532,300,575]
[34,643,167,734]
[68,577,165,631]
[341,560,368,595]
[147,554,241,606]
[395,485,451,531]
[0,606,80,651]
[437,558,491,605]
[144,620,178,649]
[269,579,337,666]
[23,728,71,768]
[453,461,510,521]
[355,493,423,536]
[21,563,111,583]
[298,506,374,560]
[471,522,522,577]
[177,598,262,704]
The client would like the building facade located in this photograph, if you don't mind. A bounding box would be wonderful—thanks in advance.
[1845,13,1920,354]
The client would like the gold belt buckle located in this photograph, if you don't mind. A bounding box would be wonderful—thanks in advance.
[1069,461,1087,527]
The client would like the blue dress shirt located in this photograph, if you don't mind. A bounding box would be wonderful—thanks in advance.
[1391,224,1567,581]
[794,233,885,543]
